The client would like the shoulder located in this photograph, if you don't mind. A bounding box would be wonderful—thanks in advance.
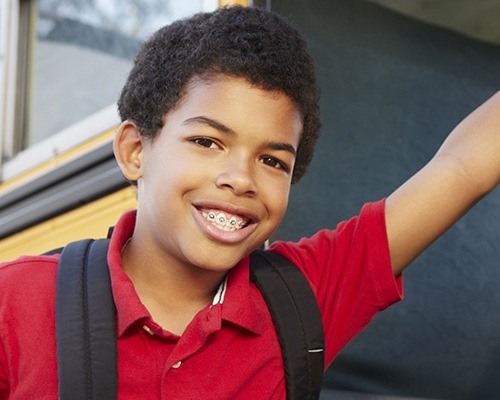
[0,255,59,302]
[268,198,399,313]
[0,256,59,392]
[0,255,58,348]
[0,254,59,275]
[269,200,388,275]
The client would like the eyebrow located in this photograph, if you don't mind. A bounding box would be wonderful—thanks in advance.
[266,141,297,157]
[183,116,235,136]
[183,115,297,157]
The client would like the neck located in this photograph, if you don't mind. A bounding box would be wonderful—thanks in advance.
[122,237,226,307]
[121,238,227,335]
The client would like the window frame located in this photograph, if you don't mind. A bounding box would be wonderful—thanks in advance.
[0,0,20,170]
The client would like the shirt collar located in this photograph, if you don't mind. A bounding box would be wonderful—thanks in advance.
[219,256,266,335]
[107,210,266,337]
[107,210,150,337]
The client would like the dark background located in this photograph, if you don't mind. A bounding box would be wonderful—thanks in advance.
[271,0,500,399]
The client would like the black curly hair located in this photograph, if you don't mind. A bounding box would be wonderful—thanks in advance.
[118,6,320,183]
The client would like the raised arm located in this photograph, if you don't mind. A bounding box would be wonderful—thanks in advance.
[386,91,500,275]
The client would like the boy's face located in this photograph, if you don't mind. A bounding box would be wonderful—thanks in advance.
[121,75,302,273]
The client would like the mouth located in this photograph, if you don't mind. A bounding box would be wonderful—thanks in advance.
[198,208,252,232]
[191,201,259,244]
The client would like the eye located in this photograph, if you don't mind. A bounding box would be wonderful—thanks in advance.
[191,137,219,149]
[260,156,289,172]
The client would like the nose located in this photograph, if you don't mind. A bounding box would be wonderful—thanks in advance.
[215,159,258,197]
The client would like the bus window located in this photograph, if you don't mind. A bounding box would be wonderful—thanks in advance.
[22,0,215,149]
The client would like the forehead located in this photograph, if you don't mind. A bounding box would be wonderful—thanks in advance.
[182,74,299,108]
[169,74,303,144]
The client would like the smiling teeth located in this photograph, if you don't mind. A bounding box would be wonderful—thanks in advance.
[204,210,247,231]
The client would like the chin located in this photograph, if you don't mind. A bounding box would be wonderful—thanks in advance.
[189,248,248,272]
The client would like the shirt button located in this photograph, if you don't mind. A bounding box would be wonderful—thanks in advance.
[142,325,154,335]
[172,361,182,369]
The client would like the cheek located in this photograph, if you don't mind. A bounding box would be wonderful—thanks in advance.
[145,152,201,188]
[264,181,291,220]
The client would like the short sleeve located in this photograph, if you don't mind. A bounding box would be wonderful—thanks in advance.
[268,199,403,367]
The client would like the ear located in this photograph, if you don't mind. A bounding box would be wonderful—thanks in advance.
[113,121,144,183]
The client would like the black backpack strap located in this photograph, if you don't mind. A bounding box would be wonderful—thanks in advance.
[250,250,325,400]
[56,239,117,400]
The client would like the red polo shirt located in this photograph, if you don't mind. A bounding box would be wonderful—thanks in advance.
[0,200,402,399]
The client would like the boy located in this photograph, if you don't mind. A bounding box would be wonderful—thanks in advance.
[0,5,498,399]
